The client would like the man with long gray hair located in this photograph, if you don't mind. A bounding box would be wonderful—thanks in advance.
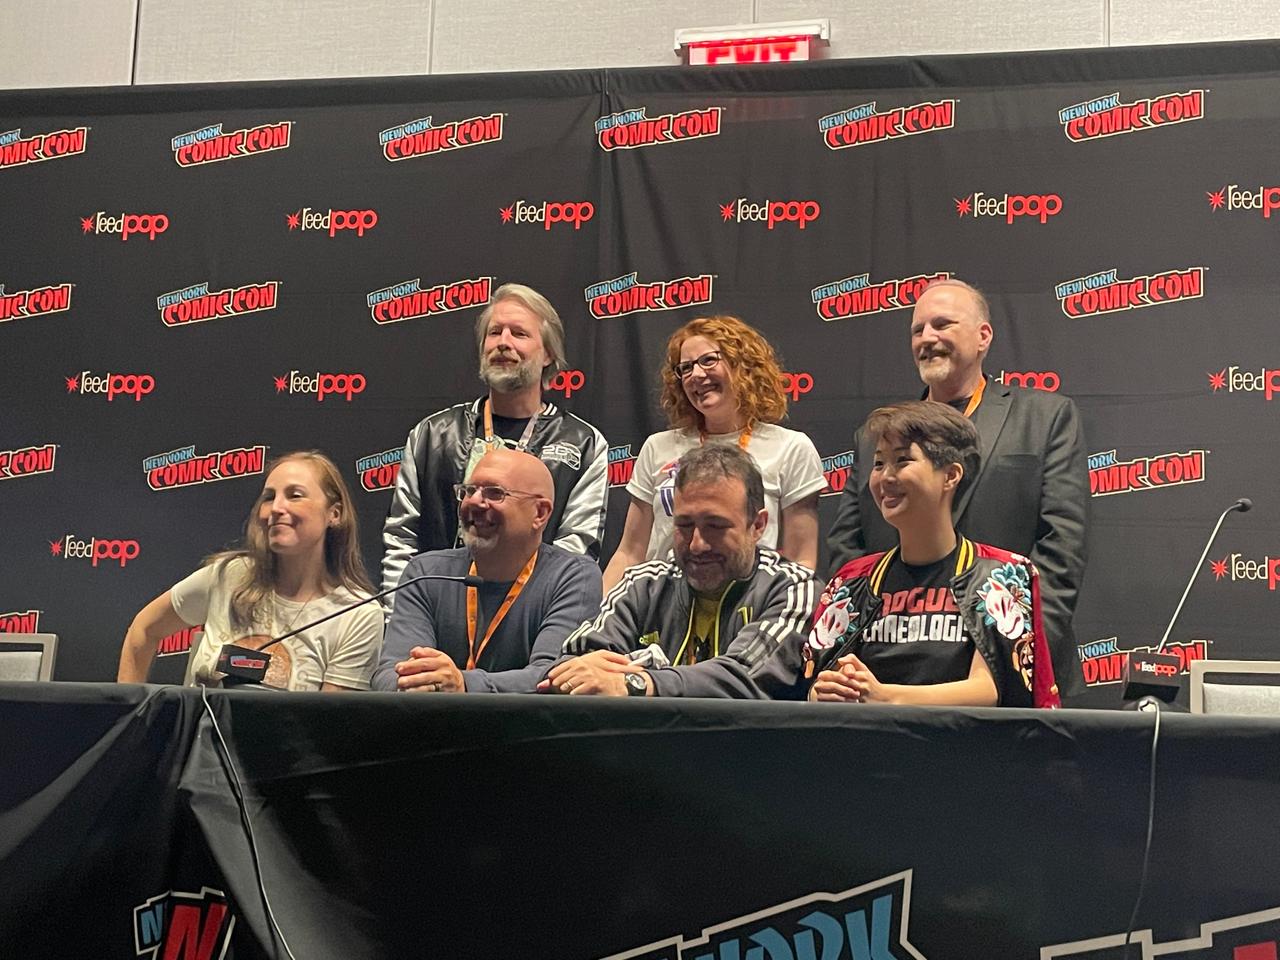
[382,283,608,609]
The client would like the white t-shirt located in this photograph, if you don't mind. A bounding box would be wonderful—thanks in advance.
[172,557,383,691]
[626,423,826,561]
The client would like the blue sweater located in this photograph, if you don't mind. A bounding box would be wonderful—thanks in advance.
[374,543,601,693]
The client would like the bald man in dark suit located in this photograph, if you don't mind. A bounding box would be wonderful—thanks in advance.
[827,279,1089,695]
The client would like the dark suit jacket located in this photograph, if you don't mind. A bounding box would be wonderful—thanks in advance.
[826,378,1089,693]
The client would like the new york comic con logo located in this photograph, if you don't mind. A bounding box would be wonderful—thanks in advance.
[1041,902,1280,959]
[1088,448,1206,497]
[585,272,714,319]
[811,272,949,322]
[598,870,924,960]
[1207,183,1280,218]
[134,887,234,960]
[0,610,40,633]
[1076,636,1208,688]
[821,449,855,497]
[0,125,88,169]
[366,276,493,324]
[818,100,955,150]
[608,444,637,487]
[1208,365,1280,400]
[356,447,402,492]
[0,282,73,324]
[1057,89,1205,142]
[595,106,723,151]
[1054,267,1203,318]
[170,120,292,166]
[379,113,503,161]
[144,444,267,491]
[156,280,280,326]
[157,623,202,657]
[0,443,56,481]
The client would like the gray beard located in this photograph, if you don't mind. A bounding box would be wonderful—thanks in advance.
[480,358,537,393]
[461,525,499,553]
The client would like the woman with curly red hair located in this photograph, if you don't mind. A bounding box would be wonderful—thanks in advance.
[602,316,825,591]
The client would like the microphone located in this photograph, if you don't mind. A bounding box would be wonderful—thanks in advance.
[216,572,484,688]
[1122,497,1253,706]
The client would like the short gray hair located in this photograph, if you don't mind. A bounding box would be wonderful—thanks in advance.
[475,283,567,388]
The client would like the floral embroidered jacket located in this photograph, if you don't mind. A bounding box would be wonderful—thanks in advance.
[801,538,1061,708]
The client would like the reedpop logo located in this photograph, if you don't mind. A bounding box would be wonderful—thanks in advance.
[50,534,139,567]
[274,371,366,401]
[954,192,1062,223]
[500,200,594,230]
[720,198,821,229]
[1209,552,1280,591]
[780,372,813,401]
[286,207,377,237]
[65,371,154,401]
[81,211,169,240]
[1207,365,1280,399]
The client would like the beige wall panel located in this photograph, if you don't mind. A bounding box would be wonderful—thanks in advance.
[0,0,136,89]
[429,0,752,73]
[756,0,1105,59]
[134,0,433,84]
[1111,0,1280,45]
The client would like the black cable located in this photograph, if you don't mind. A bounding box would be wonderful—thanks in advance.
[1121,705,1161,960]
[200,685,299,960]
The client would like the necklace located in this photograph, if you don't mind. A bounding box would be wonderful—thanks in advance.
[270,589,320,639]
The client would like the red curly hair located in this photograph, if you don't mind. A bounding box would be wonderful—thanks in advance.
[660,316,788,432]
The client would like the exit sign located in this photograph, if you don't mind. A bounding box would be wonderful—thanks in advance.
[676,20,829,66]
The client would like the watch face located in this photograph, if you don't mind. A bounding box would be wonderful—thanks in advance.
[625,672,646,694]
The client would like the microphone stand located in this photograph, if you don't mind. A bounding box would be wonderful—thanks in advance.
[215,572,483,688]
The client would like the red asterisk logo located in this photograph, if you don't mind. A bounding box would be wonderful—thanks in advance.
[49,538,63,556]
[719,202,735,222]
[274,375,288,393]
[64,375,79,392]
[80,216,95,234]
[1207,188,1225,210]
[954,195,972,217]
[1208,369,1226,391]
[1210,556,1228,580]
[286,210,300,230]
[499,205,514,223]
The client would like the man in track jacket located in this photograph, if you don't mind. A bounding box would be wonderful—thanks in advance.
[542,444,818,698]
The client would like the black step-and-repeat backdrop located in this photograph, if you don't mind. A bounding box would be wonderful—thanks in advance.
[3,41,1280,704]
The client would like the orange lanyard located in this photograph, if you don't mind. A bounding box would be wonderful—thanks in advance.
[482,399,540,452]
[961,378,987,418]
[700,422,753,451]
[465,551,537,670]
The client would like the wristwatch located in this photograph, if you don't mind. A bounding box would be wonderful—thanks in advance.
[623,672,649,697]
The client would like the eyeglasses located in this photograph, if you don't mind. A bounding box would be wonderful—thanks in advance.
[673,350,724,380]
[454,483,541,504]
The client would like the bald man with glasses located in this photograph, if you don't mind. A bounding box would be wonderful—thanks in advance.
[373,448,602,693]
